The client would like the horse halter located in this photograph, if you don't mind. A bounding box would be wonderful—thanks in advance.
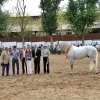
[55,41,59,49]
[57,41,59,46]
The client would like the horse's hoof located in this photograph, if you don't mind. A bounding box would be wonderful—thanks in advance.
[69,72,73,75]
[95,71,99,74]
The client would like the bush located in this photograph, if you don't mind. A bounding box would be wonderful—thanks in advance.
[49,48,57,54]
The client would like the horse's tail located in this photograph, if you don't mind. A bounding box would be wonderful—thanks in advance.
[96,49,98,65]
[89,60,95,71]
[89,49,98,71]
[95,49,99,72]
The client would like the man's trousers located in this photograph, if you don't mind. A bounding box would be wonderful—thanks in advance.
[12,58,19,75]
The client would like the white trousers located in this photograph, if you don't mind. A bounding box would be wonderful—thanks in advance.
[26,60,32,74]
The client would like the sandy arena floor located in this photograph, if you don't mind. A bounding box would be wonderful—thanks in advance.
[0,52,100,100]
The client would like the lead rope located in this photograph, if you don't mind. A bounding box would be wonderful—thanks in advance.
[65,44,72,60]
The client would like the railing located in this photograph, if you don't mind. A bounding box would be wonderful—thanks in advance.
[0,33,100,42]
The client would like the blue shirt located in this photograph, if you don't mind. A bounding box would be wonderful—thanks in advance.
[11,49,20,59]
[58,48,61,51]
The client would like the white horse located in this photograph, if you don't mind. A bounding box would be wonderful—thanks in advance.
[56,41,99,74]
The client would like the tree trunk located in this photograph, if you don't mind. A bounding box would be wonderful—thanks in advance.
[7,32,11,42]
[22,27,25,47]
[7,36,9,42]
[50,35,53,47]
[82,31,84,45]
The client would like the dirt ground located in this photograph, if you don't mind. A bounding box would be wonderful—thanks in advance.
[0,52,100,100]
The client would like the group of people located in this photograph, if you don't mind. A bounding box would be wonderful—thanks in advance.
[0,44,50,76]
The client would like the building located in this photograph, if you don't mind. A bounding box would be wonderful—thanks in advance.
[8,15,100,38]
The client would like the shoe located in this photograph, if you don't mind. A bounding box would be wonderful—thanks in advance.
[34,72,37,74]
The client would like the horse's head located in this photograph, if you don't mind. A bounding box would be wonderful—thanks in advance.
[55,41,72,52]
[54,41,63,49]
[55,41,59,47]
[55,41,59,51]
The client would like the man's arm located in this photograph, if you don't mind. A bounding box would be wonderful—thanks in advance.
[1,51,4,63]
[36,49,41,57]
[20,50,22,59]
[17,50,20,59]
[32,49,35,58]
[10,50,13,55]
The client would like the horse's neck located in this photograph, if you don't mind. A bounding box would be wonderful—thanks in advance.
[60,42,70,52]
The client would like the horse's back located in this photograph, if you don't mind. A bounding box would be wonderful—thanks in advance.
[70,46,97,59]
[86,46,97,57]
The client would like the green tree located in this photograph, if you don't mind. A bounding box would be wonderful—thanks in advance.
[64,0,99,45]
[97,1,100,27]
[15,0,37,46]
[11,15,34,40]
[5,16,16,41]
[0,9,10,37]
[57,7,67,40]
[40,0,61,47]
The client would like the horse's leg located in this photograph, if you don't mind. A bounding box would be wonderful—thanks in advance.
[95,60,99,74]
[95,51,99,74]
[91,57,99,74]
[69,58,74,74]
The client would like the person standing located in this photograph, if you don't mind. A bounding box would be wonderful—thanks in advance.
[58,47,61,55]
[25,48,32,74]
[32,44,41,74]
[20,45,27,74]
[41,44,50,74]
[11,46,20,75]
[1,47,10,76]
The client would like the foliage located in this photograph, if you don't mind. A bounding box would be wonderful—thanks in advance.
[40,0,62,47]
[64,0,99,45]
[57,7,68,36]
[0,10,10,37]
[7,16,34,38]
[32,17,42,34]
[57,7,67,26]
[96,1,100,23]
[15,0,35,46]
[40,0,61,35]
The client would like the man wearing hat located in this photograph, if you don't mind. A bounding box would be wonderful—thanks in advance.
[41,44,50,74]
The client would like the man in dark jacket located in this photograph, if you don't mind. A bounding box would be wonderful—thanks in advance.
[32,44,41,74]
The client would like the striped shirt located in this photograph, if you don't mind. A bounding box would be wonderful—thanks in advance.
[25,52,32,61]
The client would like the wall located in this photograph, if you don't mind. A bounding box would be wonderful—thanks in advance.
[0,33,100,42]
[0,39,100,48]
